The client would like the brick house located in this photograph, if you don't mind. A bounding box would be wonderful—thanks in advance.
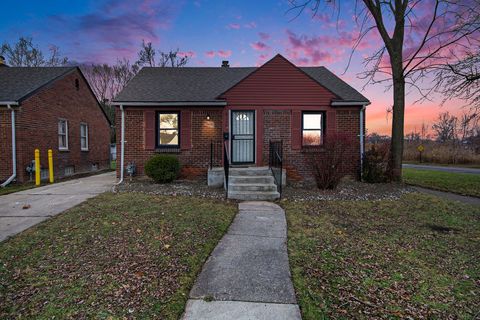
[113,54,369,198]
[0,66,111,185]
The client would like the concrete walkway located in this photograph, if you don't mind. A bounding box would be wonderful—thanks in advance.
[413,186,480,206]
[0,172,116,242]
[183,201,301,320]
[403,163,480,175]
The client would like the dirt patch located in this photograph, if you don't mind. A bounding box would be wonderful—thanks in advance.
[282,180,414,201]
[117,178,226,199]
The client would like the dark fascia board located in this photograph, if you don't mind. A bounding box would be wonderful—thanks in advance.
[111,101,227,107]
[216,53,342,100]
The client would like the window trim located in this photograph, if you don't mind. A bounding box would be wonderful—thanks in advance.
[80,122,89,151]
[58,119,69,151]
[301,111,326,147]
[155,111,180,148]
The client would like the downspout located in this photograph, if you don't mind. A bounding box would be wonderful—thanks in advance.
[114,105,125,188]
[359,106,366,180]
[1,105,16,187]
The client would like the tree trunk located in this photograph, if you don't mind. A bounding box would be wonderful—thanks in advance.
[389,73,405,181]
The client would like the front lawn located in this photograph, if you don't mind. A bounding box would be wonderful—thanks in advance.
[0,192,236,319]
[403,168,480,197]
[285,193,480,319]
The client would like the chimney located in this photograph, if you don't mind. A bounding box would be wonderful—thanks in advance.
[221,60,229,68]
[0,56,7,67]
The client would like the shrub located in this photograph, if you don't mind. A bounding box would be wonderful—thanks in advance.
[144,154,180,183]
[362,143,390,183]
[309,134,354,190]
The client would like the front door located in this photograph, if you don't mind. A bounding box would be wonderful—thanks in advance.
[231,110,255,164]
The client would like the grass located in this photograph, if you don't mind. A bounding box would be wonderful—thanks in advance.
[403,161,480,169]
[0,192,236,319]
[0,183,35,196]
[403,168,480,197]
[285,193,480,319]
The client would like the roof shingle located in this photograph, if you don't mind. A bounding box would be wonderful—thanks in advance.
[114,65,369,104]
[0,67,75,102]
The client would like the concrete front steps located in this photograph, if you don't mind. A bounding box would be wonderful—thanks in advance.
[227,167,280,201]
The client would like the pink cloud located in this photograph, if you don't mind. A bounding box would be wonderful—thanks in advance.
[244,21,257,29]
[205,50,216,58]
[250,41,269,51]
[256,53,272,66]
[217,50,232,58]
[227,23,241,30]
[258,32,270,40]
[205,50,232,58]
[178,50,196,58]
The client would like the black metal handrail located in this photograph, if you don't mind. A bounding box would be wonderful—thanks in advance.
[210,140,223,169]
[224,140,230,197]
[269,140,283,197]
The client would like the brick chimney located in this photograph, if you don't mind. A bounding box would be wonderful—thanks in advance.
[0,56,8,67]
[221,60,229,68]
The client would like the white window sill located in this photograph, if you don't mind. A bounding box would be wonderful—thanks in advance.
[59,148,69,151]
[81,148,89,152]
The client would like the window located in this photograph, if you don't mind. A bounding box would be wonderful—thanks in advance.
[302,112,325,146]
[58,119,68,150]
[157,112,179,147]
[80,123,89,151]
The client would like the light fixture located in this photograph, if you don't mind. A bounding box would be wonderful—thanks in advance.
[206,113,211,120]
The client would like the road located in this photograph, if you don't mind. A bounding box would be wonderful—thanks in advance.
[0,172,116,242]
[403,163,480,175]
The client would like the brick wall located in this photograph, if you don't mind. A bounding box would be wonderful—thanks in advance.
[116,106,363,183]
[0,69,111,183]
[262,108,361,184]
[116,108,223,179]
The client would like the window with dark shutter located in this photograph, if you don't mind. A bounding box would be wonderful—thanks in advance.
[156,112,179,147]
[302,112,325,146]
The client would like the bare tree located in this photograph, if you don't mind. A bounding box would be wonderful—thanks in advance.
[136,40,189,68]
[1,36,68,66]
[434,47,480,110]
[421,121,430,141]
[82,59,139,124]
[136,40,156,67]
[289,0,480,181]
[432,111,458,142]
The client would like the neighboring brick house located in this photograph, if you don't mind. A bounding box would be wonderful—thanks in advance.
[0,66,111,185]
[113,54,369,185]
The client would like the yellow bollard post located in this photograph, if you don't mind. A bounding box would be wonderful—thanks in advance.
[48,149,54,183]
[35,149,41,186]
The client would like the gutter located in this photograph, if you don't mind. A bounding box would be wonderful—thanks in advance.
[114,104,125,189]
[359,105,366,180]
[1,104,18,187]
[331,101,370,106]
[111,101,227,107]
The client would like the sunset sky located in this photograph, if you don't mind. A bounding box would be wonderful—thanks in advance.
[0,0,467,135]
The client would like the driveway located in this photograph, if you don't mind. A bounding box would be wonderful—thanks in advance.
[403,163,480,175]
[0,172,116,242]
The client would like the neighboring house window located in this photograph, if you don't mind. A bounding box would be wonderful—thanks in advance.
[157,112,179,147]
[80,123,89,151]
[302,112,325,146]
[58,119,69,150]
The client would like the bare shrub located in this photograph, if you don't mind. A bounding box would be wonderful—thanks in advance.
[308,134,354,190]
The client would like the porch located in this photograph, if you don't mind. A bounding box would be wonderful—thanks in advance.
[207,140,285,200]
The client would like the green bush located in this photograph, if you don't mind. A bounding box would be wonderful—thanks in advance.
[144,154,180,183]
